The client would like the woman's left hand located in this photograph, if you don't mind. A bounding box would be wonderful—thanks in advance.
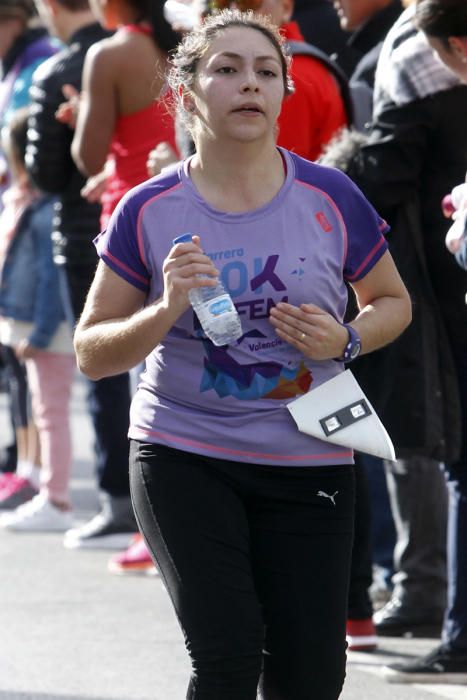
[269,302,348,360]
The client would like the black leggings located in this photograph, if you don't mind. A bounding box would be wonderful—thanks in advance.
[130,441,355,700]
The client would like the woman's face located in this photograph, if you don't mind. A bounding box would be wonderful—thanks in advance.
[189,25,285,145]
[0,16,23,59]
[427,34,467,83]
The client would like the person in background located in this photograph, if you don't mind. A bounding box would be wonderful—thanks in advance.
[0,0,58,479]
[443,182,467,270]
[0,107,75,532]
[332,0,403,127]
[322,0,466,653]
[333,0,403,79]
[26,0,139,550]
[70,0,179,228]
[292,0,349,56]
[324,0,405,655]
[380,0,467,682]
[73,9,411,697]
[65,0,178,559]
[0,0,58,131]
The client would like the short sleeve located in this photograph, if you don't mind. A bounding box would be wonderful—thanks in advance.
[341,177,389,282]
[94,197,150,292]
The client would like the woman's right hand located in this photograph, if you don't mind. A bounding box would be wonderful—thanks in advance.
[55,84,81,129]
[147,142,179,177]
[162,235,219,317]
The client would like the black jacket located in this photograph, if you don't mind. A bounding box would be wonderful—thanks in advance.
[349,87,467,347]
[334,0,403,82]
[26,23,109,267]
[329,86,467,462]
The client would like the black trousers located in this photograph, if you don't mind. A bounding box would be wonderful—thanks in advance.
[130,441,355,700]
[347,454,375,619]
[58,263,131,497]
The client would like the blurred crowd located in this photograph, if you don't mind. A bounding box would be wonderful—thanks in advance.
[0,0,466,687]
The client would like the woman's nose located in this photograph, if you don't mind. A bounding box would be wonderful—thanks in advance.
[240,69,259,91]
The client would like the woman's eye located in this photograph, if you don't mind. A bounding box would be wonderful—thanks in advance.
[260,69,277,77]
[217,66,235,74]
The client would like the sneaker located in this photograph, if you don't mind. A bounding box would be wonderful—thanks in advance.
[0,471,15,490]
[64,511,137,550]
[374,596,444,637]
[346,618,378,652]
[382,644,467,684]
[108,534,158,576]
[0,475,38,510]
[0,494,73,532]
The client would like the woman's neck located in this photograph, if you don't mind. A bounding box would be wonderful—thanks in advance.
[190,138,285,213]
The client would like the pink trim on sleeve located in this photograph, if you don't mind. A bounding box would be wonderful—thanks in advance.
[136,182,183,266]
[103,248,149,286]
[345,236,386,282]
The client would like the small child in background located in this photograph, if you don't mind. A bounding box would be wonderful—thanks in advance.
[0,107,76,532]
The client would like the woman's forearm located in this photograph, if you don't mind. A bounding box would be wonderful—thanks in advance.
[352,293,412,355]
[74,298,178,380]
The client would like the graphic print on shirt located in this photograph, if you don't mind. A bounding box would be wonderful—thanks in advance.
[194,250,313,401]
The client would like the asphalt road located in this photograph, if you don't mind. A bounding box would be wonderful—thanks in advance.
[0,374,465,700]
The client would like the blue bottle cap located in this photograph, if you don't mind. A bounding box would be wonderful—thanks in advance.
[173,233,193,245]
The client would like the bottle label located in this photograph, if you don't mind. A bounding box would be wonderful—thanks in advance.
[196,294,235,324]
[209,296,233,316]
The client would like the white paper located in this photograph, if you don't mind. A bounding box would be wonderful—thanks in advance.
[287,369,396,461]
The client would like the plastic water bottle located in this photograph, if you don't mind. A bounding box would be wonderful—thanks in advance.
[173,234,243,346]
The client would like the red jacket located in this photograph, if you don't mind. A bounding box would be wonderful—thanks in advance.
[278,22,348,161]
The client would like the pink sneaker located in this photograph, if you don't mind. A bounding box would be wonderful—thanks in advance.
[0,472,15,490]
[0,475,38,510]
[108,534,158,576]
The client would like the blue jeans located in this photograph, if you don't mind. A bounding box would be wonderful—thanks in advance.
[443,342,467,652]
[58,264,131,497]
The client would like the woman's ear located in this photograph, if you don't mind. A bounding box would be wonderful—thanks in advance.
[181,91,197,114]
[448,36,467,63]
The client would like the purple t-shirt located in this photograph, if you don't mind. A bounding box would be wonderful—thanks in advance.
[95,148,388,466]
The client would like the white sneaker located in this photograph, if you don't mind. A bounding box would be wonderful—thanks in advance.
[0,494,73,532]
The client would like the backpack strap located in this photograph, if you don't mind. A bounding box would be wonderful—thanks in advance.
[286,39,355,126]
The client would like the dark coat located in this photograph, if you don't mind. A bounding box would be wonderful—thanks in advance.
[26,23,109,268]
[321,85,467,462]
[333,0,403,81]
[353,88,467,462]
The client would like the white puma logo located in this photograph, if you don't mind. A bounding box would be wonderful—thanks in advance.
[317,490,338,506]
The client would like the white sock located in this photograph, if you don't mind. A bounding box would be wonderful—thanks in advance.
[29,464,41,491]
[16,461,41,490]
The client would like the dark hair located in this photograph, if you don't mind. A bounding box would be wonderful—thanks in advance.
[55,0,90,10]
[167,8,293,132]
[415,0,467,40]
[5,107,30,167]
[127,0,181,53]
[0,0,35,21]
